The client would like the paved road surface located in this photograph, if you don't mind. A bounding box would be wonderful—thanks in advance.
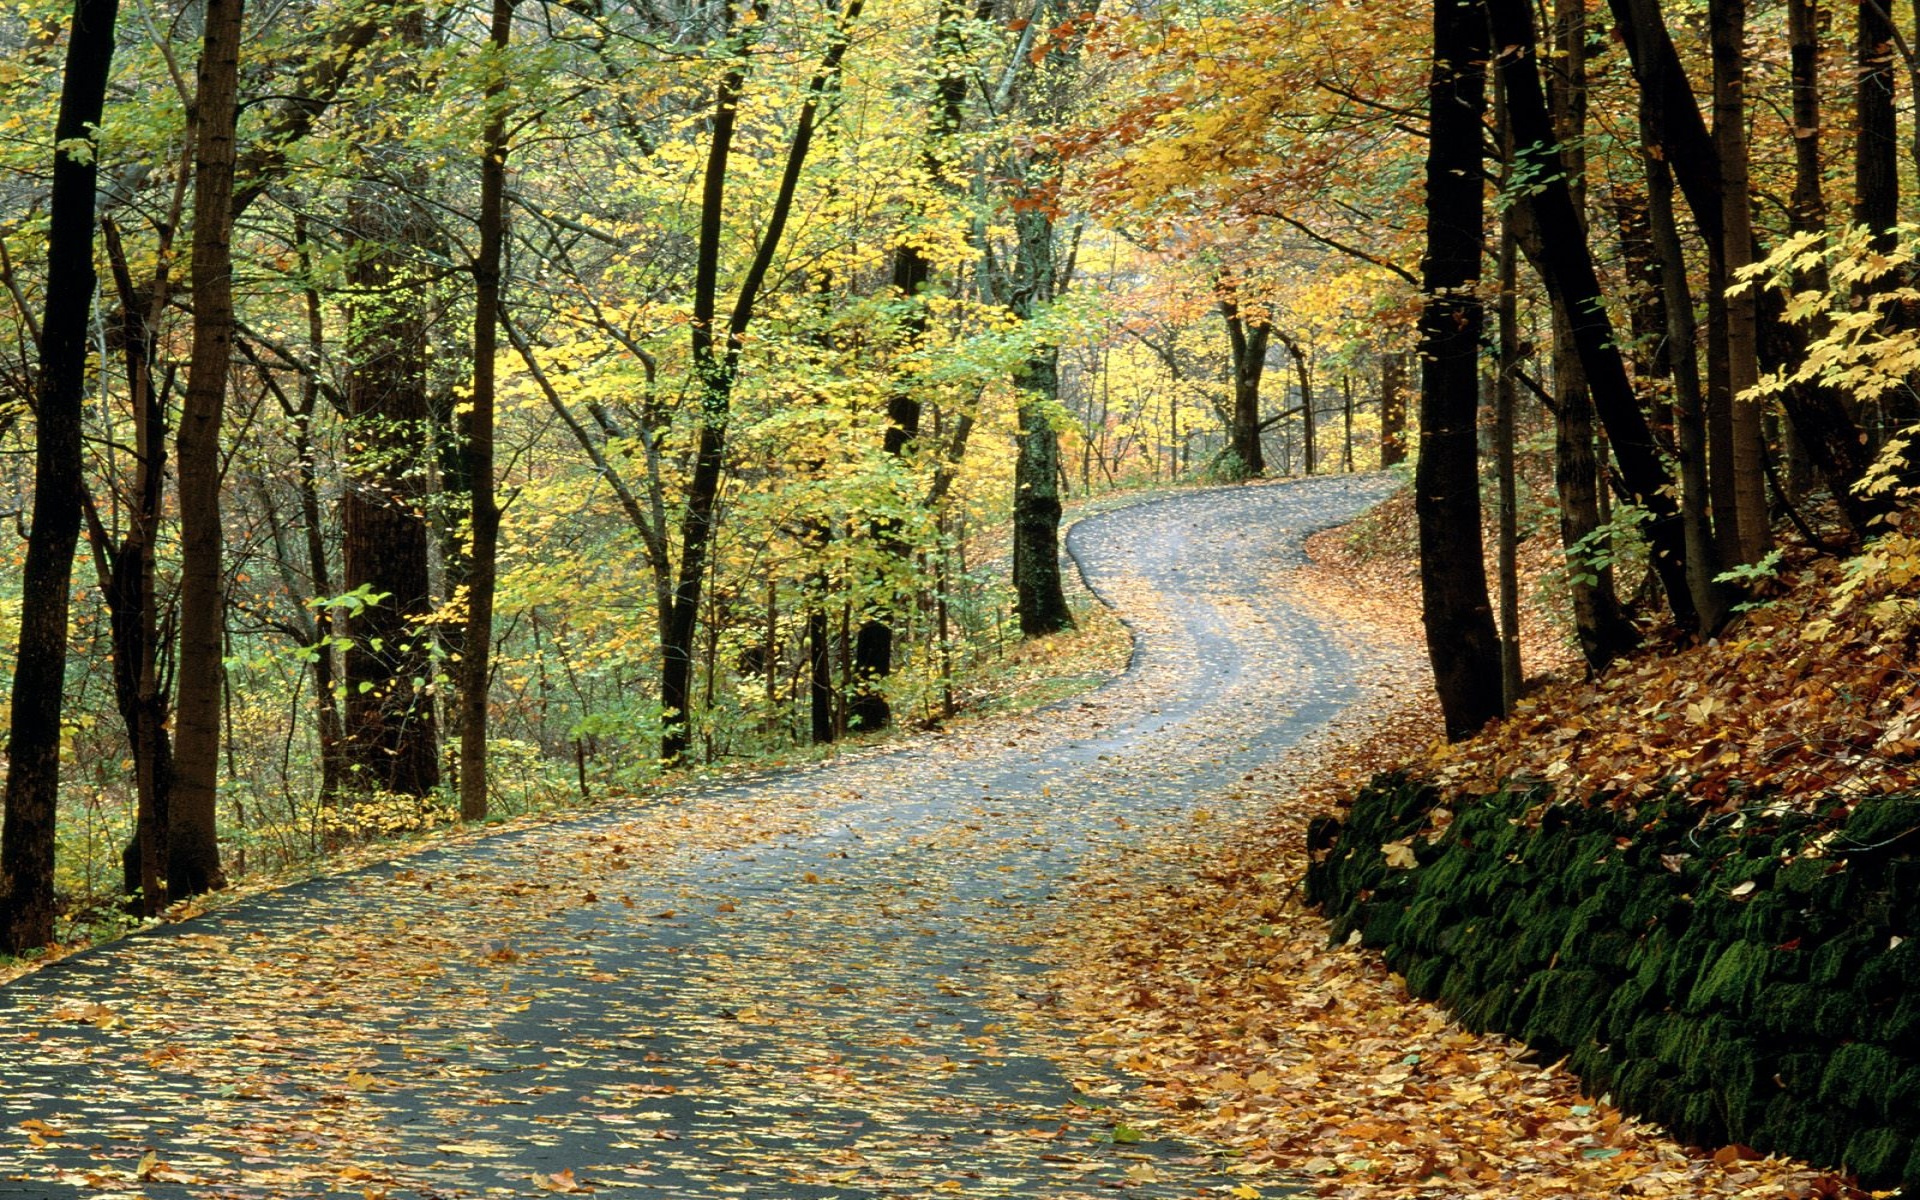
[0,474,1399,1198]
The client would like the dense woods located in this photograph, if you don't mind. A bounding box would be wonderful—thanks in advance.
[5,0,1920,964]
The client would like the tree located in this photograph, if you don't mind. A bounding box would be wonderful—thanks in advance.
[170,0,246,898]
[0,0,121,951]
[459,0,514,821]
[660,0,863,764]
[1414,0,1502,741]
[1218,281,1271,478]
[847,0,971,734]
[339,3,442,799]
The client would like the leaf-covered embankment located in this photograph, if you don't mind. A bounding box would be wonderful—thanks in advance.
[1048,490,1883,1199]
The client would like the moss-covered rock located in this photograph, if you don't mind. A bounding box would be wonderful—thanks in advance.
[1305,779,1920,1191]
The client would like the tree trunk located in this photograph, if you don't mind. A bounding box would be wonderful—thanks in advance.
[1415,0,1503,741]
[1219,295,1269,477]
[97,219,175,913]
[1495,222,1523,709]
[1488,0,1697,630]
[170,0,244,899]
[1711,0,1769,566]
[340,3,440,800]
[0,0,120,951]
[1857,0,1899,248]
[661,0,859,763]
[460,0,512,822]
[848,0,969,734]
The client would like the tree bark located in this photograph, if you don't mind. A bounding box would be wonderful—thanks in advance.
[460,0,513,822]
[1711,0,1769,565]
[1219,295,1270,478]
[1415,0,1503,740]
[1857,0,1899,247]
[170,0,245,898]
[1487,0,1698,631]
[848,0,970,734]
[340,3,440,799]
[0,0,120,951]
[661,0,859,763]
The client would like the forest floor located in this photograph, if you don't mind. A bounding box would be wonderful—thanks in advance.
[3,477,1897,1199]
[0,474,1396,1198]
[1042,485,1892,1199]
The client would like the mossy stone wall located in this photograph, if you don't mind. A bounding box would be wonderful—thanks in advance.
[1305,776,1920,1190]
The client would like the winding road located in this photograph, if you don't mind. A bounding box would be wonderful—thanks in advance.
[0,473,1400,1198]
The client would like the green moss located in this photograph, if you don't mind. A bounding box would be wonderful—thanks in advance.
[1855,938,1920,996]
[1819,1043,1902,1116]
[1842,1127,1911,1186]
[1887,1068,1920,1135]
[1810,930,1877,986]
[1777,857,1827,895]
[1843,796,1920,847]
[1306,772,1920,1188]
[1687,940,1772,1013]
[1759,1096,1846,1167]
[1403,953,1448,999]
[1882,994,1920,1044]
[1519,969,1605,1053]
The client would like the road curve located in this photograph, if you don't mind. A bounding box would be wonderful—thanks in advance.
[0,473,1401,1198]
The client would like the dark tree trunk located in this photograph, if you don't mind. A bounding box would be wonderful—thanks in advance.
[1219,295,1269,477]
[662,0,859,763]
[1008,189,1076,637]
[0,0,120,951]
[808,604,833,745]
[1711,0,1769,565]
[1857,0,1899,247]
[170,0,244,899]
[1415,0,1502,741]
[340,3,440,799]
[97,219,175,913]
[460,0,513,821]
[1494,221,1523,709]
[1534,0,1636,670]
[848,0,969,734]
[1488,0,1698,631]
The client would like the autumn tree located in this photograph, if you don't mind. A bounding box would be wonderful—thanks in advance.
[0,0,121,951]
[1414,0,1501,740]
[170,0,245,897]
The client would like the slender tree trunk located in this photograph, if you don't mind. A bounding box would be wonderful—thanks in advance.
[1857,0,1899,248]
[98,219,175,913]
[1540,0,1636,669]
[662,0,859,763]
[1488,0,1697,630]
[1416,0,1502,740]
[459,0,512,822]
[1712,0,1769,565]
[293,219,347,800]
[848,0,969,733]
[1219,294,1269,477]
[808,602,833,744]
[170,0,244,898]
[1495,222,1523,710]
[0,0,121,950]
